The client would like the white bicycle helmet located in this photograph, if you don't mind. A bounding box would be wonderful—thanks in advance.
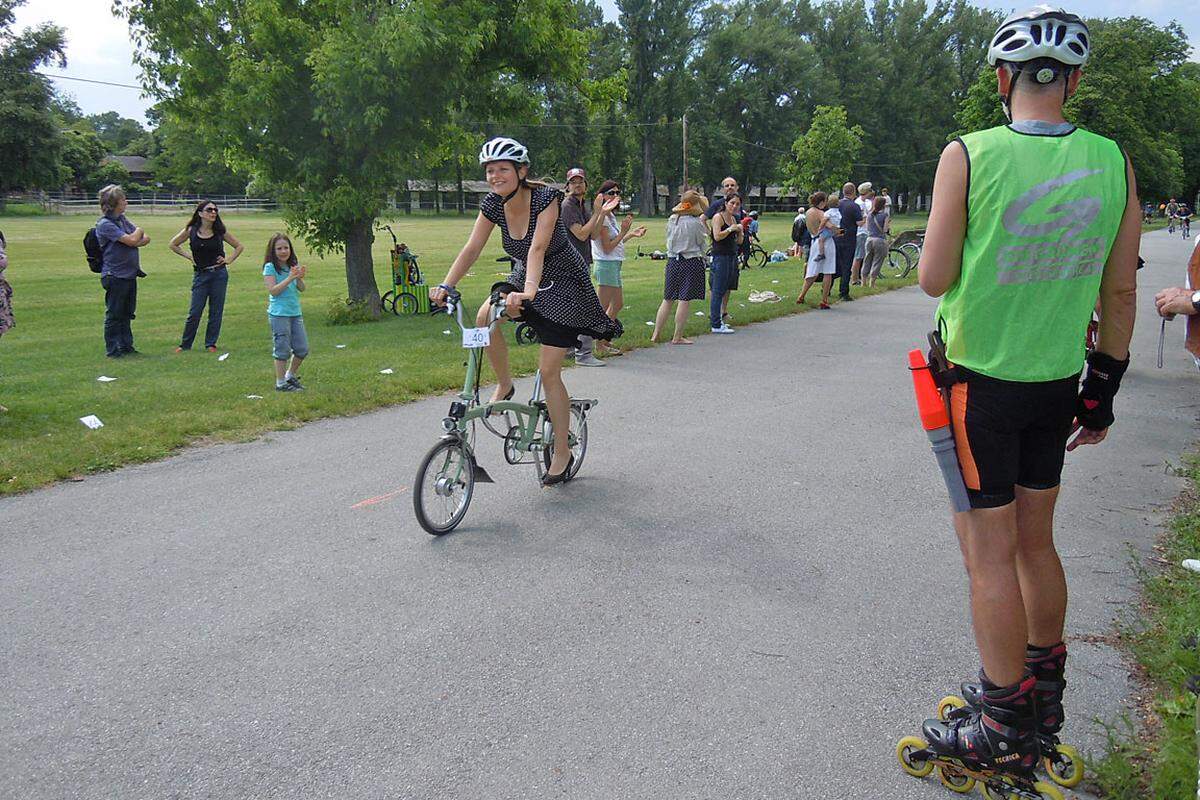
[988,6,1089,71]
[478,137,530,166]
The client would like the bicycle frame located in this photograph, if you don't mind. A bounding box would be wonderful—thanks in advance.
[438,294,549,459]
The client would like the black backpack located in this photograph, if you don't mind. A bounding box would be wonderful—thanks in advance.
[84,228,103,273]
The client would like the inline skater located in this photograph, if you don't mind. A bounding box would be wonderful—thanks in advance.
[430,137,623,486]
[899,6,1140,795]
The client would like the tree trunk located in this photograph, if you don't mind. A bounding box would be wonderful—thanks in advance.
[403,179,411,215]
[345,218,382,318]
[456,161,465,215]
[639,134,654,217]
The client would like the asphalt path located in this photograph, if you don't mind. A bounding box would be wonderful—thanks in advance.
[2,229,1197,800]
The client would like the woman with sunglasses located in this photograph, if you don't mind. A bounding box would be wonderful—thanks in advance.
[590,179,646,356]
[430,137,623,486]
[168,200,244,352]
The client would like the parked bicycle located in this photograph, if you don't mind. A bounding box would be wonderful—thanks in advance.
[412,286,595,535]
[885,229,925,279]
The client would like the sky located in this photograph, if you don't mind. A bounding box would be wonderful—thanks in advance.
[13,0,1199,127]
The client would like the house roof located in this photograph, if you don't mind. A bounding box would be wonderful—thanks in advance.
[104,155,150,174]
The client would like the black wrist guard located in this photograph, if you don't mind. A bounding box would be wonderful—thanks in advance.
[1076,351,1129,430]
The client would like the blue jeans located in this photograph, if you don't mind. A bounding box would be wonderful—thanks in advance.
[270,315,309,360]
[179,268,228,349]
[709,254,736,329]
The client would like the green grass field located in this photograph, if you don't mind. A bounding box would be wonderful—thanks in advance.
[0,210,926,493]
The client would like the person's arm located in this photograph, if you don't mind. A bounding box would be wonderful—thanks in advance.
[431,212,495,305]
[712,212,737,241]
[294,265,306,292]
[621,224,647,243]
[596,213,620,254]
[918,141,968,297]
[114,225,145,248]
[264,269,297,296]
[1066,154,1141,451]
[168,227,194,263]
[1093,156,1140,361]
[568,196,616,241]
[221,232,244,266]
[505,198,558,317]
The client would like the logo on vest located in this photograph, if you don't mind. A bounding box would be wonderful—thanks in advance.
[997,168,1106,285]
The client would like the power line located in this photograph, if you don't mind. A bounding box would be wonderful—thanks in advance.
[35,71,144,91]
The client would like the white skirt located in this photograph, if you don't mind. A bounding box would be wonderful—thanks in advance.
[805,238,837,278]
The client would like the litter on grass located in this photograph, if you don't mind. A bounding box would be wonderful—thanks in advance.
[695,311,705,317]
[96,375,117,383]
[335,344,347,349]
[379,368,395,375]
[443,330,452,335]
[645,321,654,326]
[218,353,230,361]
[245,394,263,400]
[79,415,104,430]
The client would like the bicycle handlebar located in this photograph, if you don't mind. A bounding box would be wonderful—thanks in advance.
[430,287,526,334]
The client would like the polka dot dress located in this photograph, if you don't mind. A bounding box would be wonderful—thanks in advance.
[663,256,706,301]
[480,186,623,342]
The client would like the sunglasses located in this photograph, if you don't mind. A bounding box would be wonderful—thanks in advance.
[603,189,621,197]
[203,207,218,213]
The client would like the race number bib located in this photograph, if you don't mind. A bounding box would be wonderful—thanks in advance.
[462,327,491,348]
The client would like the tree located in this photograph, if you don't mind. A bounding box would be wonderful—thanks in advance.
[147,114,248,195]
[0,0,66,208]
[58,128,107,191]
[85,111,146,153]
[121,0,585,316]
[619,0,699,215]
[780,105,864,195]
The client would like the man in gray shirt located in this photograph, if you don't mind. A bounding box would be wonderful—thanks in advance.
[560,168,607,367]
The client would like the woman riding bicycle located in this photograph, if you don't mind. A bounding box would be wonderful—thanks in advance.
[430,137,623,486]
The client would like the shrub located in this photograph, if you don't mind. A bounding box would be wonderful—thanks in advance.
[326,297,378,326]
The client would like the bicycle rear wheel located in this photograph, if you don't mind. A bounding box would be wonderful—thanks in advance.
[899,242,922,268]
[752,246,768,269]
[413,438,475,535]
[381,290,398,315]
[537,405,589,481]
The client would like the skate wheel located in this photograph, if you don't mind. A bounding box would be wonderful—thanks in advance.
[896,735,933,778]
[1032,780,1065,800]
[937,694,967,721]
[936,764,975,793]
[1042,744,1082,788]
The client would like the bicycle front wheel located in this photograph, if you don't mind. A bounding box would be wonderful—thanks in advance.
[899,242,921,268]
[886,248,911,279]
[397,292,419,315]
[413,438,475,535]
[537,405,589,481]
[752,246,768,269]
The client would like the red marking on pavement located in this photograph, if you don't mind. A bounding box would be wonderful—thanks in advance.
[351,487,408,509]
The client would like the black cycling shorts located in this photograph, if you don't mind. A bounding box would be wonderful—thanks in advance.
[950,368,1079,509]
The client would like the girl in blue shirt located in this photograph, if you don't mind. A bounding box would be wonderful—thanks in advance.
[262,233,308,391]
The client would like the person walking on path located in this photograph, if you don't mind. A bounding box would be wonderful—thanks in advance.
[262,233,309,392]
[796,191,838,308]
[852,182,873,285]
[705,177,745,324]
[590,179,646,356]
[652,190,708,344]
[709,193,743,333]
[905,6,1139,788]
[0,230,11,413]
[559,168,614,367]
[430,137,623,485]
[94,185,150,358]
[861,195,890,288]
[835,182,861,301]
[168,200,244,353]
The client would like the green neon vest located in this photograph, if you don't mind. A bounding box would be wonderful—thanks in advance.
[936,125,1127,382]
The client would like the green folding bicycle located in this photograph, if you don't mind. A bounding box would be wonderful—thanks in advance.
[413,287,595,535]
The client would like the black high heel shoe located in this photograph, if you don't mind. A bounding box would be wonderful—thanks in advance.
[485,386,516,417]
[541,455,575,487]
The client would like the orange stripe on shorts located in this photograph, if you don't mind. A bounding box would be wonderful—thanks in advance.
[951,383,981,491]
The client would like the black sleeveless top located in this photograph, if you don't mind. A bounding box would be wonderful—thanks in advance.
[710,216,738,256]
[189,227,225,270]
